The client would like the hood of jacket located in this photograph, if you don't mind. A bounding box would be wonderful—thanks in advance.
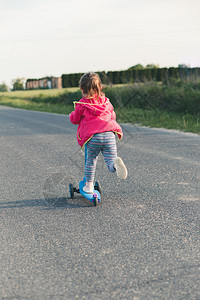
[74,96,111,117]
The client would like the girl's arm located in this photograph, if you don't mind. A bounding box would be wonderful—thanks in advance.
[109,101,116,121]
[69,104,83,124]
[112,110,116,121]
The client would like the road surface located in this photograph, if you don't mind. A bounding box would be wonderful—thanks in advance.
[0,106,199,299]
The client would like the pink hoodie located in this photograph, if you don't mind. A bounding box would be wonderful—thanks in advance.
[69,96,123,148]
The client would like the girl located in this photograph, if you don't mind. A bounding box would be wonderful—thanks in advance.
[69,72,127,193]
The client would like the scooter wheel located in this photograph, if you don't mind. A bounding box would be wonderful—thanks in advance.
[93,196,98,206]
[69,183,74,199]
[94,180,102,194]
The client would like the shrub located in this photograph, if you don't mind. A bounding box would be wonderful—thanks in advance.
[0,82,8,92]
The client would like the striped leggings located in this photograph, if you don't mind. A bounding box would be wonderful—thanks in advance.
[85,132,117,182]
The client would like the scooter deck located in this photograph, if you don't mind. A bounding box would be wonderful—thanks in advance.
[79,179,101,203]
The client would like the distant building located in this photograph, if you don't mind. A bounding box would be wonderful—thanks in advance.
[26,77,62,90]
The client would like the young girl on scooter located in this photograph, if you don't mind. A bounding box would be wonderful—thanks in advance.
[69,72,128,193]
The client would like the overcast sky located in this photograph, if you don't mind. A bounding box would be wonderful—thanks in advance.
[0,0,200,86]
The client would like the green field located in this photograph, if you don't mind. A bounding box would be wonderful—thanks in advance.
[0,82,200,134]
[0,87,78,114]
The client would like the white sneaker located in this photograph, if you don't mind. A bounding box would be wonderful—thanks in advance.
[83,182,93,194]
[114,157,128,179]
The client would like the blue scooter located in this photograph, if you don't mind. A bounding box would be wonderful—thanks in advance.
[69,144,101,206]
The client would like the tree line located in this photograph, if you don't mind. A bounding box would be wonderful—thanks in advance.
[1,65,200,91]
[61,66,200,88]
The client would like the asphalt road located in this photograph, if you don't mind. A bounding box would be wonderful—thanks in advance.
[0,105,199,300]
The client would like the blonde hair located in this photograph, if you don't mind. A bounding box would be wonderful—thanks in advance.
[79,73,103,98]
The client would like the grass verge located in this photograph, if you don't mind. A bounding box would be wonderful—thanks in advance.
[116,108,200,134]
[0,96,73,114]
[0,83,199,134]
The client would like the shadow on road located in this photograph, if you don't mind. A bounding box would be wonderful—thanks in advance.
[0,196,95,210]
